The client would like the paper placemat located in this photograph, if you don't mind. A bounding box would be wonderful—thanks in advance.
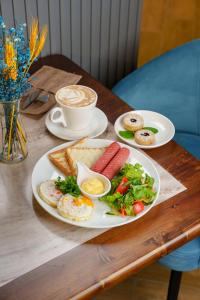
[30,65,82,93]
[20,66,82,115]
[0,119,186,287]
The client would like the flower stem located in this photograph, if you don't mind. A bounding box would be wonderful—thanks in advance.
[7,104,15,160]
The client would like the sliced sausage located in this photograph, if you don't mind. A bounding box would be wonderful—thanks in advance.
[101,147,130,180]
[91,142,121,173]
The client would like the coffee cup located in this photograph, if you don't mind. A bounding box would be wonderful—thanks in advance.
[50,85,97,131]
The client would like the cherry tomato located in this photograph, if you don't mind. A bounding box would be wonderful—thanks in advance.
[120,208,127,217]
[55,190,62,194]
[116,177,129,194]
[133,201,144,215]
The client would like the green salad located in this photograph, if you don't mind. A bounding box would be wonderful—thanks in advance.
[100,163,157,216]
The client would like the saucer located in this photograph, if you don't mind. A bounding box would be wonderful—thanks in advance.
[45,107,108,140]
[114,110,175,149]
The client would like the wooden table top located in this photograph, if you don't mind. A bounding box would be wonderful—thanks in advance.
[1,55,200,300]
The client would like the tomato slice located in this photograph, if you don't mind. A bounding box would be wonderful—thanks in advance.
[119,208,127,217]
[116,177,129,194]
[133,201,144,215]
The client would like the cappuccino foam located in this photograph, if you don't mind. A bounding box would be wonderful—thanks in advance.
[56,85,96,107]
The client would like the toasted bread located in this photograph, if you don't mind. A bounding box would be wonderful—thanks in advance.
[65,147,105,175]
[48,138,87,175]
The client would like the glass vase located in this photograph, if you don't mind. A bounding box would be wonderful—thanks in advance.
[0,100,28,163]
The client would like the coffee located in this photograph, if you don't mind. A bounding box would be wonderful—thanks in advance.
[52,85,98,130]
[56,85,96,108]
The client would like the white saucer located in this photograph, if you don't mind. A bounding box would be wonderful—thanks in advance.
[114,110,175,149]
[45,107,108,140]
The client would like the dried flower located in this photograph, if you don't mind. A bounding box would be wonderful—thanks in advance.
[0,17,47,101]
[32,25,48,59]
[29,18,38,59]
[4,39,17,80]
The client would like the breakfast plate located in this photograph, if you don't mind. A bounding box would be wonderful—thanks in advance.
[114,110,175,149]
[32,139,160,228]
[45,107,108,140]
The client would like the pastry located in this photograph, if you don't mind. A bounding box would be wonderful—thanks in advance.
[134,129,155,145]
[57,194,94,221]
[123,113,144,131]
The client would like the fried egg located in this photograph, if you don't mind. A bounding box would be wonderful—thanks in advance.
[39,180,62,207]
[57,194,94,221]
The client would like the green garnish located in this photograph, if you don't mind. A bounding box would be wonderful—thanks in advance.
[143,127,158,134]
[119,130,134,139]
[55,176,81,197]
[106,211,116,216]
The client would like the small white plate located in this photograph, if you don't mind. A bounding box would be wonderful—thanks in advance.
[114,110,175,149]
[32,139,160,229]
[45,107,108,140]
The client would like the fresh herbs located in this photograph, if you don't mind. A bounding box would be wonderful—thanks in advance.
[100,163,156,216]
[55,176,81,197]
[119,130,134,139]
[143,127,159,134]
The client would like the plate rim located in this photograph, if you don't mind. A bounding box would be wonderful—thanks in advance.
[32,138,160,228]
[114,110,175,149]
[45,107,108,140]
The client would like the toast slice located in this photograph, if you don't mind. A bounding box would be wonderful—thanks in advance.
[65,147,105,175]
[48,138,87,175]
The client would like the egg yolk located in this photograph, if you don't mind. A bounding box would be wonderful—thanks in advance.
[81,178,105,195]
[73,196,93,207]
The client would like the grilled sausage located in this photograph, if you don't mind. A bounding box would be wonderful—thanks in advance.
[101,147,130,180]
[91,142,121,173]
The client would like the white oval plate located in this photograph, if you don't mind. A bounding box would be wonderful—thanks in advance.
[32,139,160,228]
[114,110,175,149]
[45,107,108,140]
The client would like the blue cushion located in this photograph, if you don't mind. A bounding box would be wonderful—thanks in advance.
[159,238,200,272]
[113,40,200,135]
[174,133,200,159]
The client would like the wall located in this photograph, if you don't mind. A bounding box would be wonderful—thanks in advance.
[138,0,200,66]
[0,0,143,87]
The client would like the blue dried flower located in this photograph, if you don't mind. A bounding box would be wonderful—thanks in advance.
[9,27,15,33]
[0,16,32,101]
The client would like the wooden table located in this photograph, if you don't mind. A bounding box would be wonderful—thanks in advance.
[1,55,200,300]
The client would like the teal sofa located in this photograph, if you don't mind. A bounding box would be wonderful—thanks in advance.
[113,40,200,299]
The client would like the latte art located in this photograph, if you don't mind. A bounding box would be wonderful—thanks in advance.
[56,85,96,107]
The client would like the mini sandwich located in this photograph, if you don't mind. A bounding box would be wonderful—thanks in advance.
[48,138,87,175]
[65,147,105,175]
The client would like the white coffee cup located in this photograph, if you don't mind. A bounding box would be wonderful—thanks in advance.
[50,85,97,131]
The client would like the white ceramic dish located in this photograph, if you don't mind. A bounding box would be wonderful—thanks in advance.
[45,107,108,140]
[114,110,175,149]
[76,161,111,198]
[32,139,160,228]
